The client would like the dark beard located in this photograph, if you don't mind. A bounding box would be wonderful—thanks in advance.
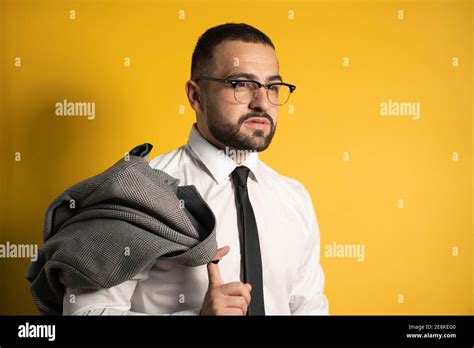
[206,103,276,152]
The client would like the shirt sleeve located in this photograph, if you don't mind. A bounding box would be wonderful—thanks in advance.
[62,263,201,316]
[289,186,329,315]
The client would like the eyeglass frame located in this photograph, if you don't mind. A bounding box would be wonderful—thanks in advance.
[193,76,296,106]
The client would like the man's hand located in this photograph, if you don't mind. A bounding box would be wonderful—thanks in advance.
[200,246,252,315]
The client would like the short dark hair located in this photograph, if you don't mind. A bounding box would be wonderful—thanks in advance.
[191,23,275,79]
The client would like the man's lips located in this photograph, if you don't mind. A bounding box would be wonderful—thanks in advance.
[243,117,271,130]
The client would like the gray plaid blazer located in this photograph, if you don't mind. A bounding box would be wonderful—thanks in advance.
[26,144,217,315]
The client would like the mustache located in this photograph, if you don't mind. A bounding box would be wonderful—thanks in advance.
[238,113,274,127]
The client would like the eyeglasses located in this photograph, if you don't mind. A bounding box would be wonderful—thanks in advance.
[194,76,296,106]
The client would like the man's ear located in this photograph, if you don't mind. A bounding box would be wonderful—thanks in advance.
[185,80,202,113]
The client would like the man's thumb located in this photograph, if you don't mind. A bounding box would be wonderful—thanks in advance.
[207,246,230,286]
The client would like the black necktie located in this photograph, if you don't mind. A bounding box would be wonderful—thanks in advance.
[231,166,265,315]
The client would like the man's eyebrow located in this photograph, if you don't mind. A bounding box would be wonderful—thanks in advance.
[267,74,283,82]
[225,72,257,80]
[225,72,283,82]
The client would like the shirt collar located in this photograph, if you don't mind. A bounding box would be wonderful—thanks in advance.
[185,123,260,185]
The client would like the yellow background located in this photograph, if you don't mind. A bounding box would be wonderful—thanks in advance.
[0,0,472,315]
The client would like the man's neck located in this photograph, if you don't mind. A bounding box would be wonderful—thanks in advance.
[195,123,247,164]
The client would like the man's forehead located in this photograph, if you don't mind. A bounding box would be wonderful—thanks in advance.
[212,41,279,79]
[214,41,276,60]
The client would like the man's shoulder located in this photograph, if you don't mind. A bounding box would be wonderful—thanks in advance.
[148,145,188,172]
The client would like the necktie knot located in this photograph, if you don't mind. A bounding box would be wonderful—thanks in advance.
[231,166,250,188]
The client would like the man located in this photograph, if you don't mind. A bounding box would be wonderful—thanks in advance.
[63,22,329,315]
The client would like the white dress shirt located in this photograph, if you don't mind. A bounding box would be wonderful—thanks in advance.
[62,124,329,315]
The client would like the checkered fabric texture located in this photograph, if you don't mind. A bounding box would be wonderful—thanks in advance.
[26,156,217,315]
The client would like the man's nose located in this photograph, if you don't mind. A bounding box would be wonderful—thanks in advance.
[248,87,271,111]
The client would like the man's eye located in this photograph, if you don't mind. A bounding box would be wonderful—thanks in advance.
[235,81,255,88]
[269,85,280,92]
[236,81,249,87]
